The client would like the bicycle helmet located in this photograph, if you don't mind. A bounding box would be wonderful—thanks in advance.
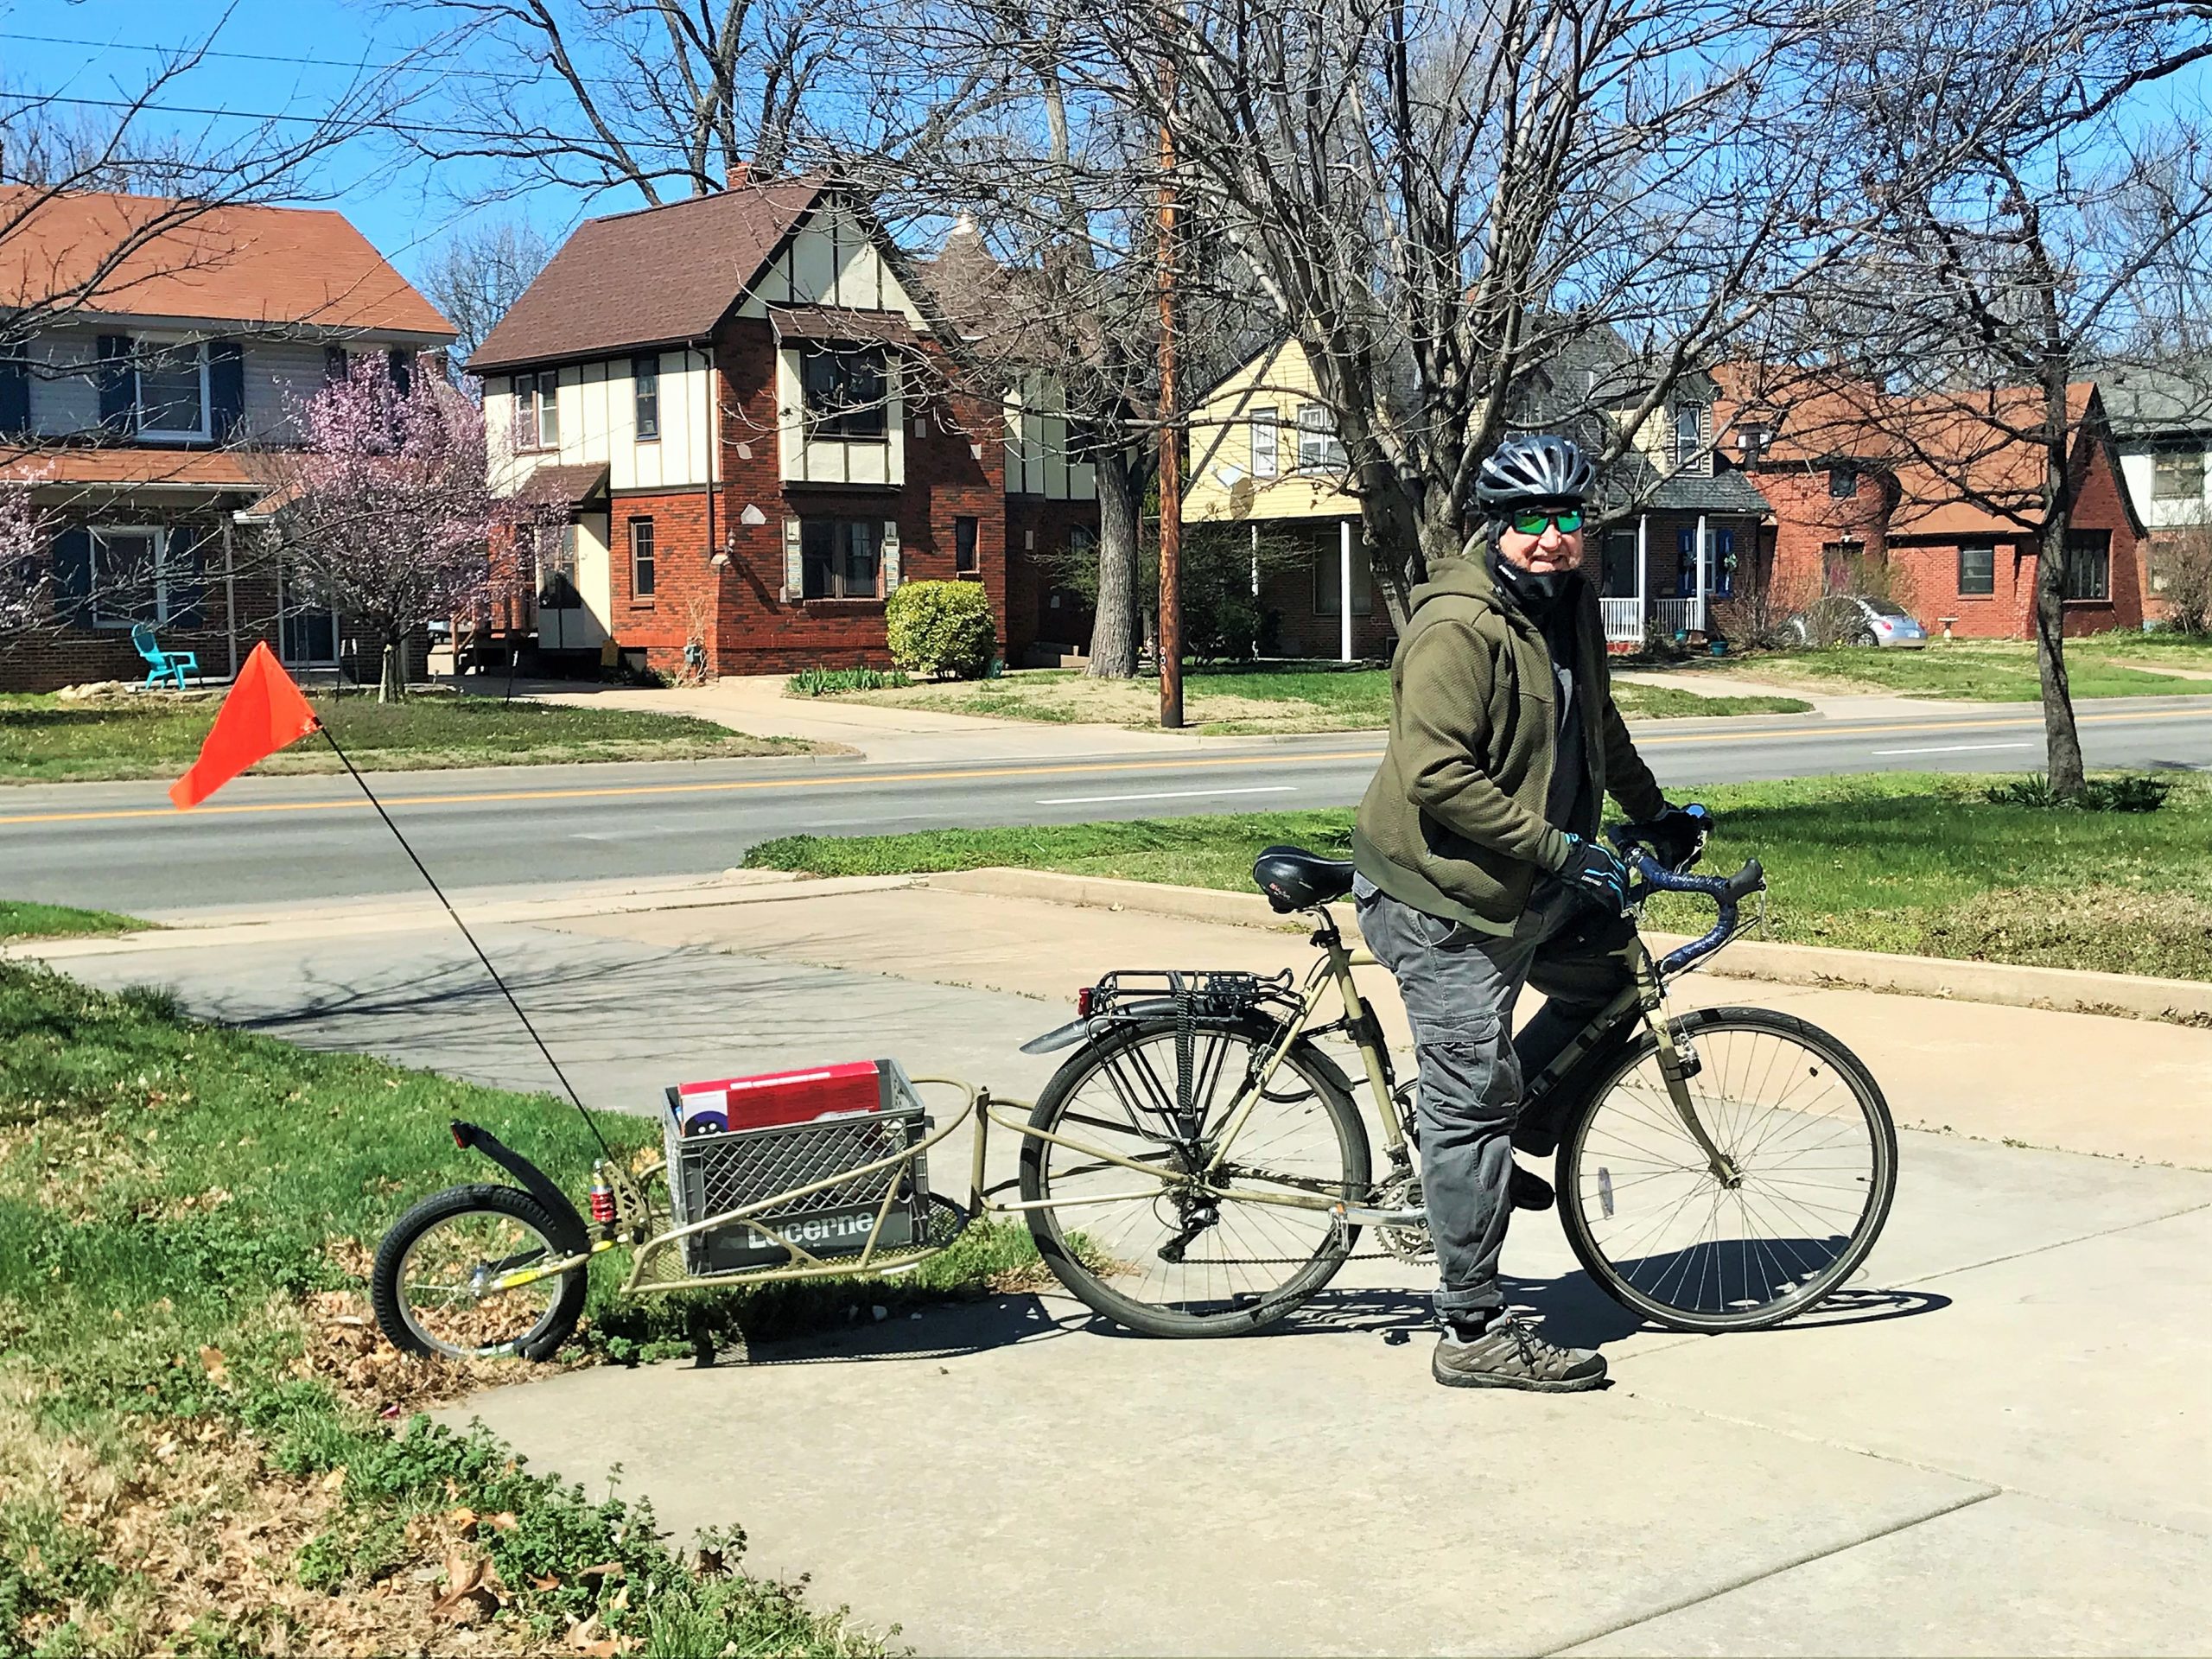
[1473,433,1595,508]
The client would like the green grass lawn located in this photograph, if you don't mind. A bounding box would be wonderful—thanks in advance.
[0,958,1072,1653]
[1730,637,2212,701]
[0,899,149,940]
[833,663,1807,734]
[0,691,817,785]
[747,771,2212,982]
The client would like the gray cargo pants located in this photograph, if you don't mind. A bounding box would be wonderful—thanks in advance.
[1354,876,1635,1321]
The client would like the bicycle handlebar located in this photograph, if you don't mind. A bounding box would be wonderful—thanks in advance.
[1623,850,1765,976]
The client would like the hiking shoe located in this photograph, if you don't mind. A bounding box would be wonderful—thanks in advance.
[1432,1315,1607,1392]
[1509,1165,1554,1211]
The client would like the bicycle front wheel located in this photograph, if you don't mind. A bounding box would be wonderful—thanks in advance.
[1557,1007,1897,1333]
[1019,1014,1370,1337]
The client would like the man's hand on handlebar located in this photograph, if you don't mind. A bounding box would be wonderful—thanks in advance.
[1555,833,1633,915]
[1618,802,1713,874]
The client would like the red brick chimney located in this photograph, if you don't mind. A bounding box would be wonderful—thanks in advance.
[726,162,751,190]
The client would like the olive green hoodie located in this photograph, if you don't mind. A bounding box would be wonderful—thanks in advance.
[1351,549,1665,934]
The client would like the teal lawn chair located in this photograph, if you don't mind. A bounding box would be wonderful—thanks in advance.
[131,621,200,690]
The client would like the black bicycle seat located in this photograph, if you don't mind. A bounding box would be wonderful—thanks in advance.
[1252,845,1356,913]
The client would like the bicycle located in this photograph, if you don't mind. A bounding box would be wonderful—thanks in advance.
[1013,830,1898,1338]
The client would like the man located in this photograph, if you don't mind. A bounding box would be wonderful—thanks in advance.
[1352,433,1707,1392]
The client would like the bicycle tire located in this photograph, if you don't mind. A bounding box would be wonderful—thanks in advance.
[372,1183,588,1361]
[1554,1007,1897,1333]
[1020,1013,1370,1338]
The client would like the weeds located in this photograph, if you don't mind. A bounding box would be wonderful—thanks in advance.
[786,666,911,696]
[1983,772,2173,812]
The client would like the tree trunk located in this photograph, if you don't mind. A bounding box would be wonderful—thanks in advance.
[1089,445,1142,677]
[378,633,406,703]
[2033,513,2085,797]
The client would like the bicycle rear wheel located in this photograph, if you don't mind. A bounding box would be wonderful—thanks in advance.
[1556,1007,1896,1332]
[1019,1014,1370,1337]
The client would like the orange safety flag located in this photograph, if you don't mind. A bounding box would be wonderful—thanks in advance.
[168,641,321,810]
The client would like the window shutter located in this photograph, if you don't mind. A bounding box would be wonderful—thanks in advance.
[0,347,27,434]
[209,341,245,442]
[782,516,804,601]
[96,335,134,432]
[52,525,92,621]
[166,526,209,626]
[880,520,901,593]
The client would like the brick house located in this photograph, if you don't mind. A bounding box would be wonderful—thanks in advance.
[1717,371,2147,639]
[467,176,1094,677]
[2093,362,2212,624]
[0,188,457,691]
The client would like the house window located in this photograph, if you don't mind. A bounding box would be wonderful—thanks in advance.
[633,355,660,441]
[323,346,350,385]
[954,515,979,575]
[1296,404,1345,475]
[1312,535,1373,617]
[137,342,209,441]
[2152,447,2205,503]
[1674,404,1701,471]
[800,518,882,599]
[800,346,888,440]
[2066,530,2111,601]
[1829,464,1859,499]
[1821,539,1865,594]
[1958,541,1996,596]
[88,526,200,628]
[629,518,656,600]
[1250,407,1279,479]
[513,372,558,451]
[1602,530,1637,597]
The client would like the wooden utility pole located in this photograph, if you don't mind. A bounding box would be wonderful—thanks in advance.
[1155,29,1184,729]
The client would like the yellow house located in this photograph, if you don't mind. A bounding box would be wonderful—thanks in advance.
[1184,340,1385,661]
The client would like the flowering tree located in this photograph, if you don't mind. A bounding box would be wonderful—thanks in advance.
[264,355,499,702]
[0,474,52,636]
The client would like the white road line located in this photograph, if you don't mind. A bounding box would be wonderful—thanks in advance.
[1036,785,1299,806]
[1868,741,2036,756]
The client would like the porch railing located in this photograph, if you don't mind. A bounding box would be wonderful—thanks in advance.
[1652,596,1707,639]
[1599,597,1643,645]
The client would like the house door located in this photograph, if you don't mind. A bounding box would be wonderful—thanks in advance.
[279,561,339,665]
[535,524,587,652]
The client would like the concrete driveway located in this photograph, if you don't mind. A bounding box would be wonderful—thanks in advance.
[24,882,2212,1655]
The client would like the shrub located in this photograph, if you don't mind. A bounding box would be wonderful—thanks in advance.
[885,580,999,678]
[785,665,910,696]
[1983,772,2173,812]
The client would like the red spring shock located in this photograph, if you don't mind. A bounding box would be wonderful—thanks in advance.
[588,1166,616,1226]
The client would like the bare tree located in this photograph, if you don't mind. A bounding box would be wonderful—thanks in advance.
[1033,0,1862,628]
[1779,0,2212,795]
[422,220,556,367]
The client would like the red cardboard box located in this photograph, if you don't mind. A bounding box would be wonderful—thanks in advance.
[667,1059,899,1137]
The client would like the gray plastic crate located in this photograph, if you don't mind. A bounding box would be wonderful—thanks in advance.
[664,1105,931,1276]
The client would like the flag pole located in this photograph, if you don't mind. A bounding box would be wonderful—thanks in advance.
[317,725,616,1166]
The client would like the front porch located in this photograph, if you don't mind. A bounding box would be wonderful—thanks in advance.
[1595,511,1760,649]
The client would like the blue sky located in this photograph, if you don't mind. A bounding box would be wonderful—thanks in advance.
[0,0,603,289]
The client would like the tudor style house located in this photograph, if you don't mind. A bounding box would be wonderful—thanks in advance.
[1717,370,2147,639]
[1182,328,1767,654]
[2094,361,2212,623]
[468,176,1096,677]
[0,188,457,691]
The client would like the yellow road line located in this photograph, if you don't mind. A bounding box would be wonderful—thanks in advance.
[0,705,2202,829]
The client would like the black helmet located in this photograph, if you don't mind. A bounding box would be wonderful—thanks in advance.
[1474,433,1595,508]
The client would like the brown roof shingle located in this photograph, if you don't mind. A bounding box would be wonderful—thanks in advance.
[0,187,454,338]
[467,179,825,374]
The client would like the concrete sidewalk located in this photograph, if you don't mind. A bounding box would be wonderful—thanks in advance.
[24,882,2211,1655]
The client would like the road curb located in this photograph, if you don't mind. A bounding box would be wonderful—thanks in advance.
[922,866,2212,1024]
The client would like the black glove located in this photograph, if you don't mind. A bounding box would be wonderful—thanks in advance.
[1635,803,1713,873]
[1554,833,1632,915]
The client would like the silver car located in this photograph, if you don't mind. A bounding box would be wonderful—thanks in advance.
[1786,594,1930,649]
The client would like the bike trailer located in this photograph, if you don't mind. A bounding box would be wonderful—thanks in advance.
[661,1058,932,1275]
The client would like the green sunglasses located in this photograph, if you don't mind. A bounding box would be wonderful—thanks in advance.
[1510,508,1584,536]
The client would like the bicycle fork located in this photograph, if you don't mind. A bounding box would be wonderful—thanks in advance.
[1630,944,1742,1188]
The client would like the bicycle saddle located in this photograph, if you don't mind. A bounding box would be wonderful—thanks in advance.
[1252,844,1356,913]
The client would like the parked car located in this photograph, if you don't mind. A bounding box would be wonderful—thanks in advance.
[1785,594,1930,649]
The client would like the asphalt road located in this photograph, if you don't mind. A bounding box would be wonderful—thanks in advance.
[4,696,2209,917]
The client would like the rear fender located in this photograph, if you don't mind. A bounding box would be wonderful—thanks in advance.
[448,1121,590,1250]
[1018,996,1203,1056]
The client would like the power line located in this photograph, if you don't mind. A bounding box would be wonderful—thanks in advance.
[0,29,550,86]
[0,89,713,159]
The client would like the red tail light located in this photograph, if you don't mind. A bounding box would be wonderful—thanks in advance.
[1076,986,1095,1019]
